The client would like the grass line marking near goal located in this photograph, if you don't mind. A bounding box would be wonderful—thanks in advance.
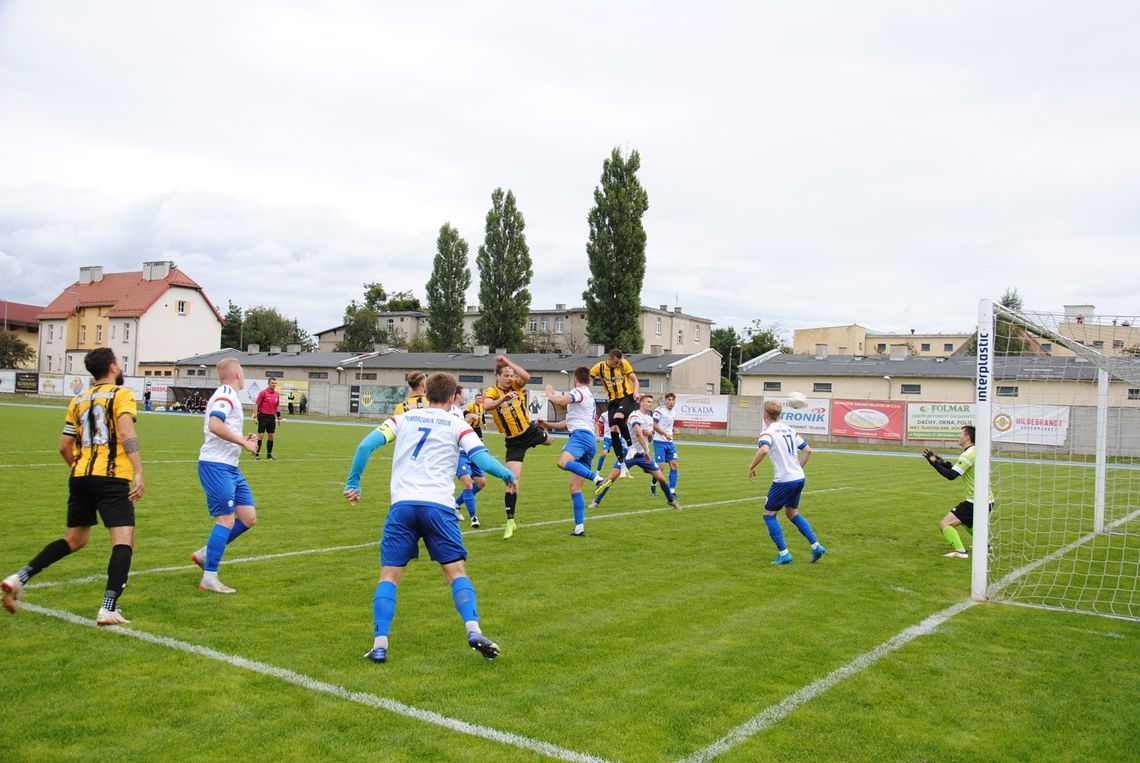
[675,600,978,763]
[28,488,855,592]
[20,602,616,763]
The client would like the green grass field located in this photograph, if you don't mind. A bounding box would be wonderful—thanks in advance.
[1,404,1136,762]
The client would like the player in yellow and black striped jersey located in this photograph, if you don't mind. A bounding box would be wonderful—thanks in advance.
[482,355,552,538]
[1,348,145,626]
[589,349,640,471]
[392,370,429,415]
[464,393,486,438]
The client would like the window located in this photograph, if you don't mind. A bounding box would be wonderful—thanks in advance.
[111,324,116,340]
[124,323,130,341]
[458,374,484,383]
[920,343,930,352]
[47,356,53,372]
[1113,340,1125,349]
[145,370,152,376]
[763,381,782,391]
[541,318,549,332]
[67,355,74,372]
[997,385,1019,397]
[176,300,188,315]
[876,343,887,352]
[1041,343,1053,352]
[1128,389,1140,400]
[48,325,54,342]
[530,376,543,384]
[1092,340,1104,348]
[309,372,328,379]
[555,318,563,335]
[528,319,538,333]
[386,319,395,333]
[706,383,715,394]
[121,356,128,370]
[677,329,684,345]
[356,372,377,380]
[96,324,103,342]
[813,383,831,393]
[943,343,953,352]
[265,371,284,378]
[900,383,921,395]
[164,371,172,376]
[81,324,87,342]
[694,326,701,343]
[655,317,661,335]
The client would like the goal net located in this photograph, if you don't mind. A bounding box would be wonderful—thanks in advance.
[974,300,1140,621]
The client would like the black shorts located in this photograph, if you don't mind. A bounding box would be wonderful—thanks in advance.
[607,395,638,425]
[257,413,278,434]
[67,476,135,528]
[951,500,993,529]
[504,424,549,463]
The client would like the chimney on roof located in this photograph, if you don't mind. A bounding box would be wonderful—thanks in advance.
[466,305,476,312]
[650,344,663,357]
[78,266,103,285]
[889,344,910,361]
[674,306,683,314]
[248,344,260,354]
[373,343,389,353]
[286,344,301,354]
[815,344,828,360]
[142,261,173,281]
[591,345,606,357]
[473,345,489,357]
[660,304,668,311]
[555,303,566,310]
[269,345,282,355]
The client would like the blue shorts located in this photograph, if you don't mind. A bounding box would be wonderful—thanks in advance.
[653,441,678,464]
[198,461,255,517]
[380,501,468,567]
[624,453,660,474]
[599,435,612,452]
[563,430,598,465]
[765,479,805,511]
[456,451,484,479]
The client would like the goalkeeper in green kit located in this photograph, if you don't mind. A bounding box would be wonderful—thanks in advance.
[922,425,992,559]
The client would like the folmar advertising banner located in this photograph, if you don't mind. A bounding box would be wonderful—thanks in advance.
[763,396,831,435]
[830,399,905,440]
[907,402,975,440]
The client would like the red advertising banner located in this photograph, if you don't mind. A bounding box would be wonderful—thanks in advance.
[830,399,905,440]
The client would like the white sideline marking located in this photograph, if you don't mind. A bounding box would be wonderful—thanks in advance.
[30,487,855,591]
[20,602,614,763]
[676,600,978,763]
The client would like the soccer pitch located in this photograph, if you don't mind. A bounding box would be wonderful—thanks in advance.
[0,404,1135,762]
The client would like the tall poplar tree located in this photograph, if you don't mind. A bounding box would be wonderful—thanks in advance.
[474,188,532,351]
[583,147,648,352]
[426,223,472,351]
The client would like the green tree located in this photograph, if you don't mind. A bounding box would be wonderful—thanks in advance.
[474,188,533,351]
[426,223,472,352]
[0,331,35,368]
[362,282,387,311]
[383,290,423,313]
[220,301,244,350]
[335,301,386,352]
[711,326,744,391]
[583,147,649,353]
[241,306,311,350]
[961,287,1029,356]
[741,320,788,362]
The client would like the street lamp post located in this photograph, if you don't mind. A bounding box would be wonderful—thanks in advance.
[730,344,742,395]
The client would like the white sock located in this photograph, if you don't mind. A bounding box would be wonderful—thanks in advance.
[373,636,388,649]
[574,523,585,534]
[465,621,481,634]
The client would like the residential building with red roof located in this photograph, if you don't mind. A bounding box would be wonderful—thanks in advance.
[36,261,223,377]
[2,299,45,368]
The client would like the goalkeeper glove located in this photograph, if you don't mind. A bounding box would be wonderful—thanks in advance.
[922,448,939,463]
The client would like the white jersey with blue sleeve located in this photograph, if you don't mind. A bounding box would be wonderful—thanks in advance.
[389,408,487,508]
[628,410,651,456]
[199,384,245,466]
[652,405,675,442]
[564,385,596,433]
[758,421,807,483]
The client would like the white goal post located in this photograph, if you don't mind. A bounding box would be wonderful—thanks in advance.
[973,299,1140,621]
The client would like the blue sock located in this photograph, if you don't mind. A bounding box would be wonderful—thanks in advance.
[461,489,477,518]
[596,456,607,471]
[564,461,595,481]
[669,468,678,491]
[791,514,818,545]
[451,577,478,623]
[204,524,231,572]
[572,491,586,525]
[763,514,788,553]
[373,580,397,637]
[227,519,250,543]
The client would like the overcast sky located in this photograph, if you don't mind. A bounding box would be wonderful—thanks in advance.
[2,1,1138,343]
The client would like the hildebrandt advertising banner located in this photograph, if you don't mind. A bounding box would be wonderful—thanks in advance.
[991,405,1070,446]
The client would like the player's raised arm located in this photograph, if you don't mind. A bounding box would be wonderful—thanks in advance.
[343,419,397,503]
